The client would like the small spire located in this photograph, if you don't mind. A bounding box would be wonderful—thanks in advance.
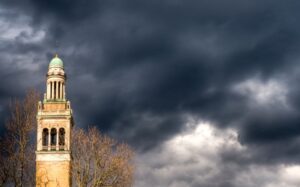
[55,53,58,58]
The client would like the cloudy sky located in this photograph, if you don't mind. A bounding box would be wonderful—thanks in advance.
[1,0,300,186]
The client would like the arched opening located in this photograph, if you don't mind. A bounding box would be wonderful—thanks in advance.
[50,128,57,150]
[59,128,65,150]
[42,128,49,150]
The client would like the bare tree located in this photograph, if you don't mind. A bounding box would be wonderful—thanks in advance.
[72,127,134,187]
[0,89,135,187]
[0,89,39,186]
[0,137,12,186]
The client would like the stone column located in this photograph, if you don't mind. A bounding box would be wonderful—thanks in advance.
[56,128,59,150]
[53,81,55,99]
[66,126,69,150]
[60,82,62,99]
[60,82,63,99]
[49,82,52,99]
[57,81,59,99]
[48,129,51,151]
[47,82,50,99]
[56,81,59,100]
[63,83,66,99]
[37,127,41,151]
[58,82,60,99]
[51,81,54,100]
[59,82,61,99]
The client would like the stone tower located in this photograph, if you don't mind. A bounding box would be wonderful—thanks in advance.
[36,55,73,187]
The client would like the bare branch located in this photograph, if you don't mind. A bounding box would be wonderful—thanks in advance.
[72,127,134,187]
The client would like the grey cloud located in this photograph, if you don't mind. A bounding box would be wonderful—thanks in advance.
[135,123,299,187]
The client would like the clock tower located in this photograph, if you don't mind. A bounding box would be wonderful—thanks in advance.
[36,55,73,187]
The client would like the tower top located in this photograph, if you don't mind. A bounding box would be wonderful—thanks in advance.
[49,54,64,68]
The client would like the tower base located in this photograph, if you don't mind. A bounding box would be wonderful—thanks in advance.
[36,152,71,187]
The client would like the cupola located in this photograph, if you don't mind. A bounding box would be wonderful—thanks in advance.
[49,54,64,68]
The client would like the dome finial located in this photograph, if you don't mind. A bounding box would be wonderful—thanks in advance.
[49,55,63,68]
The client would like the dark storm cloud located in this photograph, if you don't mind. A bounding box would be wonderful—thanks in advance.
[2,0,300,176]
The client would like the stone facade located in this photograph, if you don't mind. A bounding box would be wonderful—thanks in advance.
[36,161,71,187]
[36,55,73,187]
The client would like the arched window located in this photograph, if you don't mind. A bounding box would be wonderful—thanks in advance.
[50,128,57,150]
[42,128,49,150]
[59,128,65,150]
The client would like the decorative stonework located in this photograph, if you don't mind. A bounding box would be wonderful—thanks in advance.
[36,152,71,161]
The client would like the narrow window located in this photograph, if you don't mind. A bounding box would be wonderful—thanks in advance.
[50,128,57,150]
[50,82,52,99]
[42,128,49,150]
[57,82,60,99]
[59,128,65,150]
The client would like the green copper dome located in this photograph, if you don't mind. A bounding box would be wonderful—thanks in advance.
[49,54,63,68]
